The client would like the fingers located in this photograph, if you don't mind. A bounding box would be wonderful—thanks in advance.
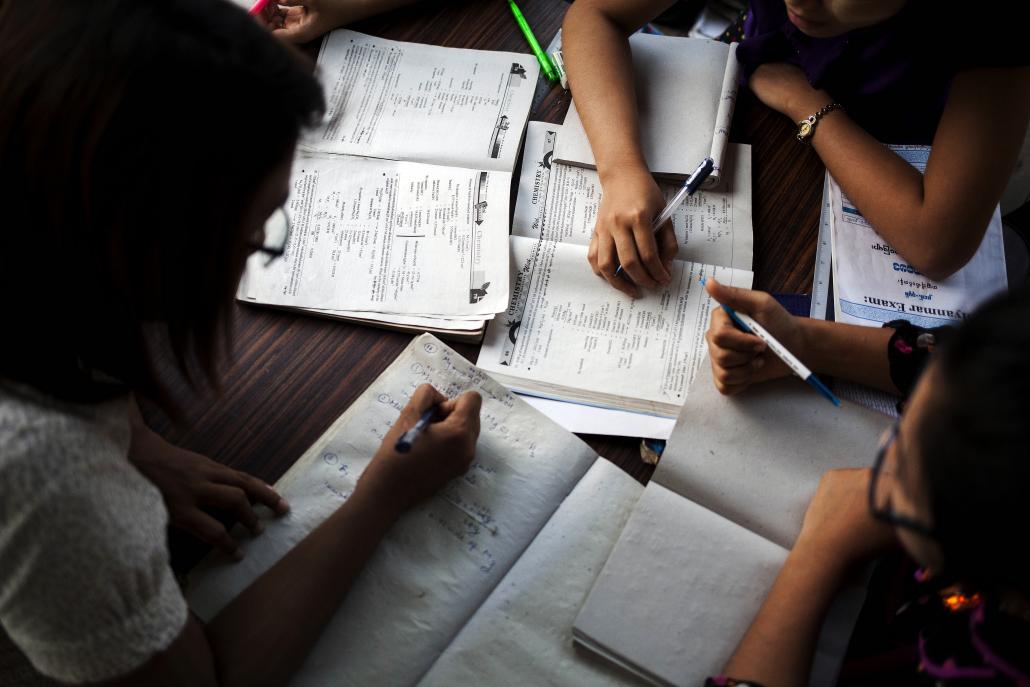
[229,470,290,515]
[631,218,671,286]
[594,227,639,298]
[400,384,447,423]
[656,220,678,276]
[203,484,264,535]
[708,309,766,354]
[178,510,243,561]
[705,277,776,316]
[612,225,657,289]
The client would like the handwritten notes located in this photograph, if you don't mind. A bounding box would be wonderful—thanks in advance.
[187,334,598,686]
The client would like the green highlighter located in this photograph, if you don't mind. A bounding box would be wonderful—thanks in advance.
[507,0,558,83]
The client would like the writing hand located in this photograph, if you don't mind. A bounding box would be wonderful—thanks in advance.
[257,0,352,44]
[357,384,481,515]
[589,165,677,298]
[704,278,806,394]
[129,427,289,560]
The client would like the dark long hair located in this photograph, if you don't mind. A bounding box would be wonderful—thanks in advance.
[0,0,324,407]
[918,285,1030,597]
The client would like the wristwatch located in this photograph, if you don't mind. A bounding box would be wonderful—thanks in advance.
[796,103,844,143]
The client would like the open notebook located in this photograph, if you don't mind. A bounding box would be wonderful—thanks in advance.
[556,35,740,186]
[237,30,539,340]
[573,366,891,686]
[186,334,645,686]
[476,122,753,416]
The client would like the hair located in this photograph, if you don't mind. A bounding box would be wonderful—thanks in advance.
[0,0,324,408]
[917,284,1030,597]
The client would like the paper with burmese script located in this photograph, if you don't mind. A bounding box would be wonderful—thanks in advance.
[829,145,1006,329]
[306,30,537,172]
[515,122,753,270]
[239,153,509,316]
[477,236,753,416]
[187,334,598,687]
[418,459,644,687]
[555,35,739,185]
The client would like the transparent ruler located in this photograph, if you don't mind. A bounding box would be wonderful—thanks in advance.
[809,175,834,321]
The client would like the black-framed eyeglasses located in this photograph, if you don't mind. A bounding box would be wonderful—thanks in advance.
[868,421,937,538]
[247,205,291,265]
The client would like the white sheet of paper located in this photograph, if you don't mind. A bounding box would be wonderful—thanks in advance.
[477,236,753,415]
[418,459,644,687]
[520,395,675,439]
[829,145,1007,328]
[516,123,753,271]
[187,335,598,686]
[654,365,890,550]
[556,35,739,184]
[574,483,789,687]
[305,30,538,172]
[239,153,509,316]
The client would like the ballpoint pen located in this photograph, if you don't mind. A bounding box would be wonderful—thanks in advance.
[508,0,559,83]
[394,405,439,453]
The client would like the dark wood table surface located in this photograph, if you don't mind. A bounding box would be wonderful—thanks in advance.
[142,0,826,503]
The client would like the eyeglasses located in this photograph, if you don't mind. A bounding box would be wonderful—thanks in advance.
[247,205,291,265]
[868,421,937,538]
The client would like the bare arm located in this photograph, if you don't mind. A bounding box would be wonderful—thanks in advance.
[753,64,1030,280]
[562,0,681,295]
[105,386,482,687]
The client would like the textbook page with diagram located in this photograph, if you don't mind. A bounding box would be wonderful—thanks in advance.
[237,30,539,335]
[187,334,644,687]
[476,123,754,417]
[573,366,890,686]
[555,35,740,186]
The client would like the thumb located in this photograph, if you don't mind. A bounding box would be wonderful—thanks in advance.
[705,277,768,316]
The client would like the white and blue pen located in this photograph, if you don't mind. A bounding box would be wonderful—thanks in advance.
[700,277,841,406]
[614,157,715,279]
[395,406,438,453]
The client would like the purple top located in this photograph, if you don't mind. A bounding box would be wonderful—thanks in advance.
[736,0,1030,144]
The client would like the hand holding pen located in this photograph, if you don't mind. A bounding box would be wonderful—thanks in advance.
[357,384,482,515]
[703,277,839,405]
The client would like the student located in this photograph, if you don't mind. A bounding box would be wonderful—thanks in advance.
[562,0,1030,296]
[702,278,1030,685]
[0,1,481,685]
[256,0,420,43]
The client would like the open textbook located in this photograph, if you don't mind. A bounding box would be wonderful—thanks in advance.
[237,30,539,338]
[573,366,891,686]
[187,334,645,686]
[555,35,740,186]
[476,122,753,417]
[821,144,1007,414]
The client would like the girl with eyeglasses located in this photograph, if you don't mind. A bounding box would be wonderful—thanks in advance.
[0,1,481,685]
[702,277,1030,686]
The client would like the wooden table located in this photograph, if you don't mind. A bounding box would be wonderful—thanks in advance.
[142,0,826,510]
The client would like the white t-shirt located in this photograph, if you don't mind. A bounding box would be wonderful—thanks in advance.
[0,384,188,684]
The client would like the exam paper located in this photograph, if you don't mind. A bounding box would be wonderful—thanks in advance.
[419,459,644,687]
[477,236,753,416]
[829,145,1007,328]
[187,335,598,686]
[516,123,753,271]
[306,30,538,172]
[240,153,509,316]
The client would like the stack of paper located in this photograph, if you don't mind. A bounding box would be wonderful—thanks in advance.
[238,30,539,341]
[476,122,753,421]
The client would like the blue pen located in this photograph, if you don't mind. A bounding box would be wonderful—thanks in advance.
[615,157,714,279]
[395,405,439,453]
[700,277,841,406]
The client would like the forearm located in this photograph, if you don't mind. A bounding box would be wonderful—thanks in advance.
[723,539,847,687]
[562,1,669,179]
[204,487,399,687]
[797,318,897,394]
